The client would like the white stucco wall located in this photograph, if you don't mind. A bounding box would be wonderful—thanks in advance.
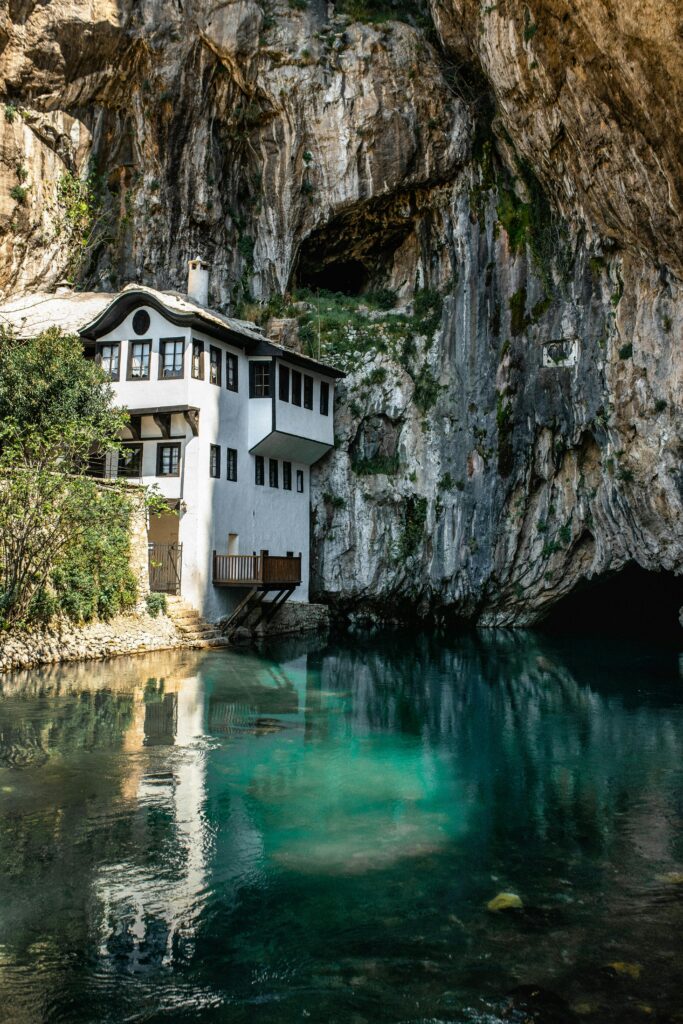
[97,307,322,621]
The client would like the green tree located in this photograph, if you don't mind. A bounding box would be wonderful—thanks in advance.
[0,330,135,629]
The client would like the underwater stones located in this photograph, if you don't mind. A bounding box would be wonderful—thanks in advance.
[503,985,577,1023]
[655,871,683,885]
[487,891,523,912]
[606,962,642,980]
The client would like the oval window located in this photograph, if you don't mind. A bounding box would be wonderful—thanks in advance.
[132,309,151,335]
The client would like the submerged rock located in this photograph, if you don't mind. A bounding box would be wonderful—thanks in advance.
[487,891,524,912]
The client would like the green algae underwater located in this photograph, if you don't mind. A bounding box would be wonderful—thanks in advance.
[0,630,682,1023]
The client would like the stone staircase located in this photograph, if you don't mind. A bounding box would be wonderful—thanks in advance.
[165,596,229,648]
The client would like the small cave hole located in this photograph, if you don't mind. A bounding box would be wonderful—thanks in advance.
[540,563,683,639]
[297,258,369,297]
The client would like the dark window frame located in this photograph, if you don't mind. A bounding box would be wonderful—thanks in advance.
[209,444,221,479]
[279,364,290,402]
[296,469,304,493]
[269,458,279,488]
[96,341,121,381]
[255,455,265,486]
[132,309,151,336]
[320,380,330,416]
[127,339,152,381]
[156,442,181,477]
[283,461,292,491]
[159,337,185,380]
[291,369,302,407]
[191,339,204,380]
[227,447,238,482]
[249,361,271,398]
[209,345,222,386]
[303,375,314,410]
[118,442,143,478]
[226,352,239,392]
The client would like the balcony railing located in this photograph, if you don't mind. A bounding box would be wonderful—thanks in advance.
[212,551,301,589]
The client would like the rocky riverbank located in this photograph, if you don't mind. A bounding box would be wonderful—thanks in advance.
[0,603,331,673]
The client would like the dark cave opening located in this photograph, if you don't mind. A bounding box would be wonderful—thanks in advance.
[297,257,370,296]
[540,563,683,639]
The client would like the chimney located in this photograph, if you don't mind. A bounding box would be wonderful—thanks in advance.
[187,256,209,306]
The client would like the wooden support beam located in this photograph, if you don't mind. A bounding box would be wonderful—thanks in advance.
[128,414,142,440]
[153,412,172,438]
[183,408,200,436]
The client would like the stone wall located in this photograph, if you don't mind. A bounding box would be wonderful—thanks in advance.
[0,611,183,673]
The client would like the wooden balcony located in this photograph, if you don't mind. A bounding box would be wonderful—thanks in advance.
[212,551,302,590]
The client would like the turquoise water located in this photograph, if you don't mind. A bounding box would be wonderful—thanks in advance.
[0,631,682,1023]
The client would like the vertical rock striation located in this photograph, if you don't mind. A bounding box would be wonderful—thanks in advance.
[0,0,680,624]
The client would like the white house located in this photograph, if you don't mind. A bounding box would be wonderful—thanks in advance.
[0,260,343,623]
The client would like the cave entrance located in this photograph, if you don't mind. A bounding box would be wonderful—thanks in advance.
[298,258,369,296]
[540,563,683,639]
[291,190,420,298]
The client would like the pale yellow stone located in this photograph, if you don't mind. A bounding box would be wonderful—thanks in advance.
[607,961,642,979]
[486,891,523,912]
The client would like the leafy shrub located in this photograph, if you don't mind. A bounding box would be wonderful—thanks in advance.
[9,184,28,205]
[145,592,168,618]
[618,343,633,359]
[398,495,428,561]
[352,454,399,476]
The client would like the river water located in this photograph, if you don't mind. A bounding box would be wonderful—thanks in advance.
[0,631,682,1023]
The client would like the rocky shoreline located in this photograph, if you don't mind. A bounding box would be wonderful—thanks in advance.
[0,603,330,674]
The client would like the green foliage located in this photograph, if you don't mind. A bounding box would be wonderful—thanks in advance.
[366,287,397,310]
[0,329,133,630]
[145,592,168,618]
[398,495,428,561]
[558,524,571,546]
[523,7,538,41]
[4,102,17,123]
[654,399,667,413]
[618,343,633,359]
[55,170,108,278]
[322,491,347,509]
[0,327,126,446]
[9,184,28,205]
[351,453,399,476]
[335,0,430,26]
[49,486,137,622]
[496,390,514,477]
[438,473,455,491]
[509,288,530,336]
[412,363,440,413]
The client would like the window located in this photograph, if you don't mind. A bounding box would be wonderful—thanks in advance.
[226,352,238,392]
[159,338,184,379]
[191,340,204,380]
[132,309,150,335]
[156,443,180,477]
[291,370,302,407]
[279,364,290,402]
[97,342,120,381]
[320,381,330,416]
[255,455,265,485]
[118,443,142,478]
[303,375,313,410]
[128,340,151,380]
[296,469,304,493]
[209,346,222,386]
[210,444,221,478]
[283,461,292,491]
[227,447,237,482]
[249,361,271,398]
[269,458,279,488]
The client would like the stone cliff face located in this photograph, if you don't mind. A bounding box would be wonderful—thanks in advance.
[0,0,680,625]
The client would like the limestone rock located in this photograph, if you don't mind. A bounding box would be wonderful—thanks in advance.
[487,891,523,912]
